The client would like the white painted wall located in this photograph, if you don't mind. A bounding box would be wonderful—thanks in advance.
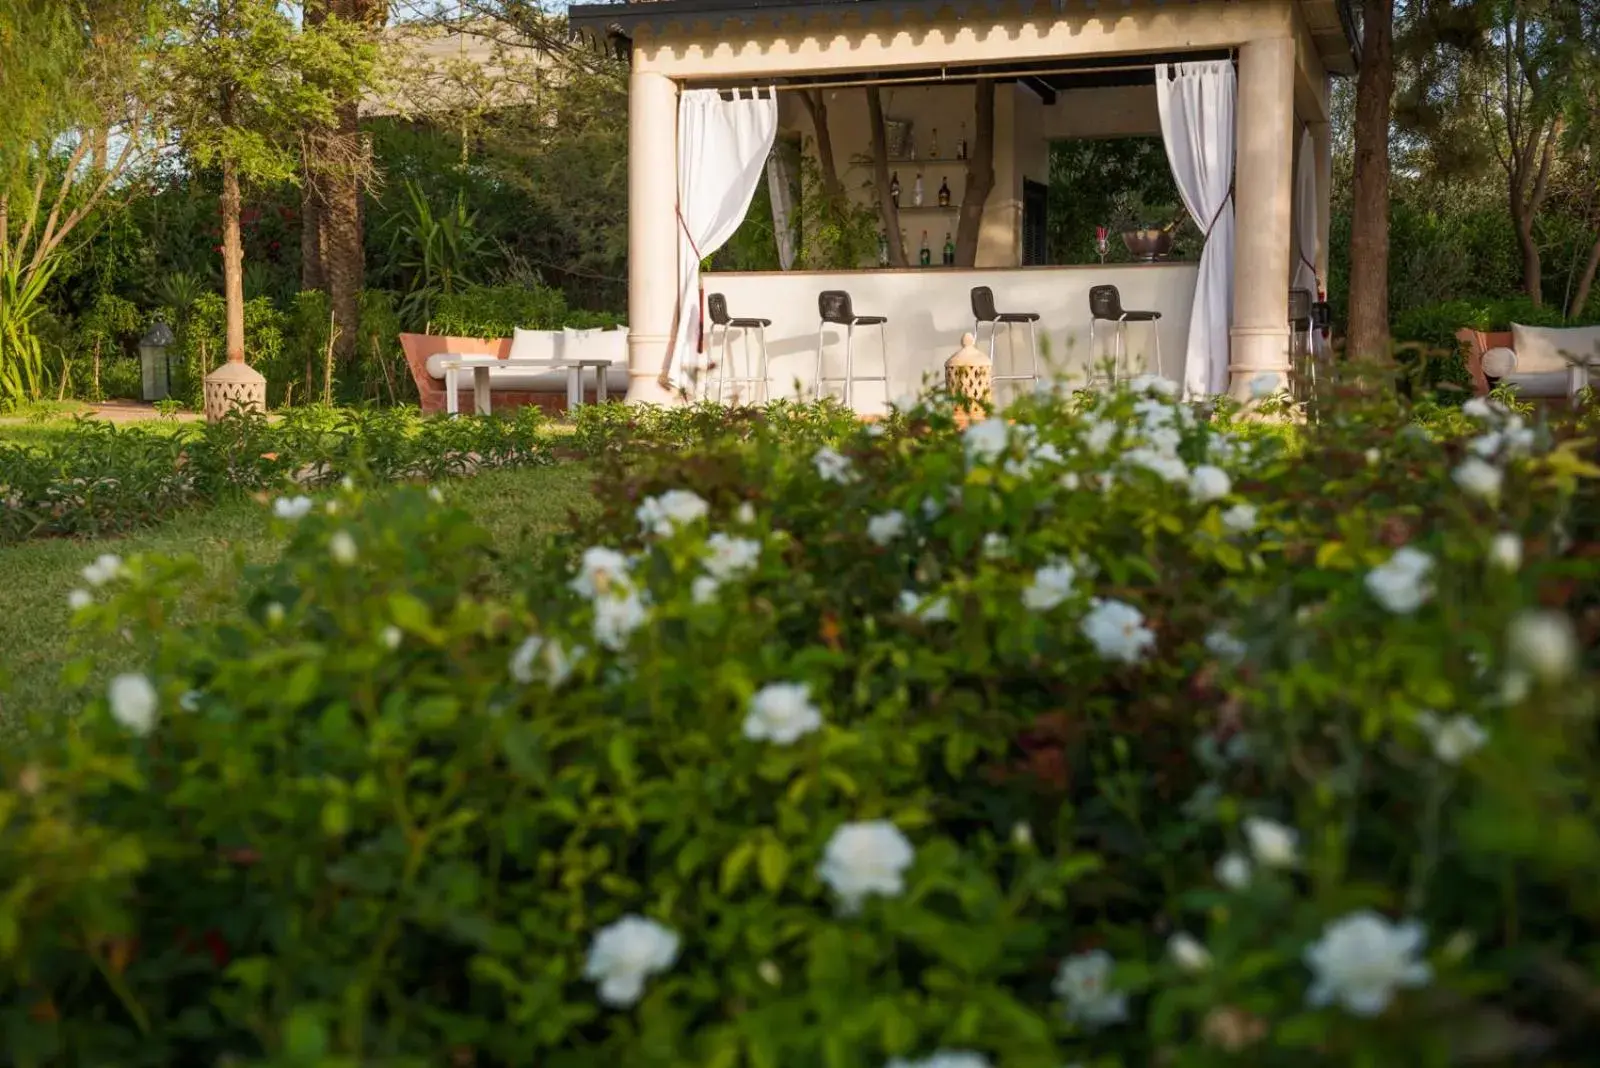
[704,263,1198,414]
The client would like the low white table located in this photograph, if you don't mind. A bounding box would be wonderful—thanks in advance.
[441,355,615,417]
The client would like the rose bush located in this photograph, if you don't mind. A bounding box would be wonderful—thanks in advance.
[1,377,1596,1066]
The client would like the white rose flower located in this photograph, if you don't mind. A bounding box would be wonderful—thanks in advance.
[1033,442,1065,465]
[428,486,445,503]
[1188,464,1232,503]
[1468,432,1503,459]
[1462,397,1497,420]
[1081,599,1156,664]
[1142,424,1184,455]
[1415,711,1488,764]
[571,546,634,600]
[1305,911,1431,1017]
[509,636,542,684]
[691,575,720,605]
[814,447,854,484]
[1502,420,1535,457]
[744,682,823,744]
[273,495,314,520]
[735,501,757,525]
[179,690,202,712]
[1507,609,1578,682]
[864,421,887,438]
[1243,817,1299,869]
[1365,547,1434,614]
[1059,472,1081,491]
[636,489,710,537]
[866,510,908,546]
[1010,821,1034,848]
[265,602,285,627]
[982,533,1009,560]
[1453,457,1503,500]
[1365,447,1382,466]
[1215,851,1252,890]
[1488,532,1522,571]
[1053,949,1128,1028]
[1129,373,1179,399]
[818,820,914,912]
[1205,628,1247,663]
[899,590,951,622]
[81,553,124,587]
[1221,503,1258,534]
[963,418,1010,464]
[382,625,402,650]
[68,588,93,611]
[1169,932,1213,972]
[1022,561,1079,612]
[1124,447,1189,484]
[758,960,782,986]
[593,592,649,652]
[1082,418,1117,454]
[329,531,358,566]
[108,673,158,736]
[511,635,579,687]
[703,533,761,580]
[887,1052,992,1068]
[1003,456,1035,479]
[583,915,681,1007]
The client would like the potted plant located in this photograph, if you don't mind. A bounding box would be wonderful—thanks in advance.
[1111,192,1187,261]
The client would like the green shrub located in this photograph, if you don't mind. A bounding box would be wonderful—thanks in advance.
[3,380,1597,1065]
[0,406,551,544]
[169,294,290,411]
[431,284,571,338]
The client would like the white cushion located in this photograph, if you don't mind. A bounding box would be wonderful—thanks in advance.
[1481,347,1517,379]
[1510,323,1600,375]
[561,326,602,360]
[424,353,625,393]
[510,328,560,361]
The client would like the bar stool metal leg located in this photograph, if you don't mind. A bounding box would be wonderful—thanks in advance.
[844,323,856,408]
[879,322,890,404]
[755,326,770,403]
[1027,319,1039,389]
[814,324,826,401]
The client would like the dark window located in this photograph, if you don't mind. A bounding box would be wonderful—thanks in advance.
[1022,178,1049,266]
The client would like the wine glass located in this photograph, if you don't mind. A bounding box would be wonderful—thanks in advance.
[1095,226,1110,264]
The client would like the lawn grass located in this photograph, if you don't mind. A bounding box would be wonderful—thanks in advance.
[0,461,600,723]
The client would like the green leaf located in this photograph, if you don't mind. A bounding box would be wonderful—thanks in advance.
[720,840,755,894]
[607,734,637,787]
[321,798,349,837]
[284,1006,328,1061]
[757,838,790,893]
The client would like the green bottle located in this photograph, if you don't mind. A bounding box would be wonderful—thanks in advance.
[942,233,956,266]
[918,230,931,267]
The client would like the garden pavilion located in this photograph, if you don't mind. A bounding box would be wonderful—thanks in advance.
[568,0,1359,411]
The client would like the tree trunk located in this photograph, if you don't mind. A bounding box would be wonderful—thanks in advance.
[1346,0,1394,362]
[865,87,907,267]
[1511,128,1558,307]
[221,157,246,364]
[798,90,843,203]
[954,80,995,268]
[1571,233,1600,320]
[323,98,363,364]
[1514,206,1542,307]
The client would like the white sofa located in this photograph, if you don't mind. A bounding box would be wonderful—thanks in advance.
[423,327,629,394]
[1480,323,1600,399]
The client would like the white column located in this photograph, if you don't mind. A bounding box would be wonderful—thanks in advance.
[1228,37,1296,401]
[1311,110,1332,287]
[626,67,680,405]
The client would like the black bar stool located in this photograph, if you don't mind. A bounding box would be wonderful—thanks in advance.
[971,286,1040,391]
[815,290,889,408]
[1088,285,1162,385]
[707,293,773,404]
[1288,287,1314,403]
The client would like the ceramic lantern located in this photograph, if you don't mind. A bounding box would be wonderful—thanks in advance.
[945,332,992,427]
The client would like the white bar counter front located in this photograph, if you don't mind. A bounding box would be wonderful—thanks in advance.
[703,262,1198,414]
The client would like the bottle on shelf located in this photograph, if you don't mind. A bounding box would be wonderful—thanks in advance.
[889,171,901,207]
[957,122,968,161]
[918,230,931,267]
[938,177,951,207]
[912,173,924,207]
[900,229,907,260]
[942,232,956,266]
[877,229,889,267]
[907,130,917,161]
[930,127,939,158]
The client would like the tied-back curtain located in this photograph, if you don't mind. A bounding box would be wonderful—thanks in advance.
[1292,126,1328,358]
[767,142,798,271]
[1156,60,1237,399]
[670,88,779,390]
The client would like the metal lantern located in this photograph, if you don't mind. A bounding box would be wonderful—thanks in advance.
[139,320,175,402]
[945,332,992,427]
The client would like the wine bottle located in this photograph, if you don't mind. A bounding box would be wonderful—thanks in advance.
[942,232,955,266]
[907,130,917,161]
[938,178,951,207]
[919,231,931,267]
[877,230,889,267]
[957,122,968,160]
[912,173,924,207]
[889,172,900,207]
[930,127,939,158]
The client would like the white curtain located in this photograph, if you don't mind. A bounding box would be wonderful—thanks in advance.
[1157,60,1237,399]
[767,143,798,271]
[670,88,779,390]
[1293,126,1328,357]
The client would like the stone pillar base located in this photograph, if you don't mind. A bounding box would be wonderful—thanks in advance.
[625,333,684,405]
[1227,326,1293,404]
[204,360,267,422]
